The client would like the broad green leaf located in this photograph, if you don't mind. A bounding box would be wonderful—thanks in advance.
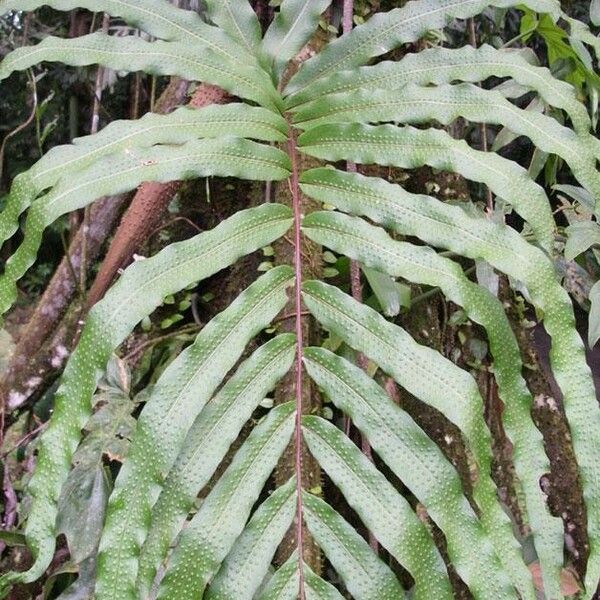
[96,269,295,600]
[207,477,297,600]
[302,492,406,600]
[298,122,555,250]
[56,376,136,564]
[0,33,279,109]
[257,554,299,600]
[285,43,591,134]
[0,0,254,65]
[300,166,600,595]
[55,557,96,600]
[301,203,562,596]
[286,0,560,94]
[137,334,296,596]
[0,103,287,255]
[156,403,296,600]
[592,0,600,26]
[261,0,333,79]
[301,282,532,599]
[0,205,293,595]
[303,347,537,599]
[294,83,600,207]
[204,0,262,54]
[0,137,291,318]
[362,265,409,316]
[56,464,109,565]
[302,415,455,600]
[589,280,600,348]
[565,221,600,260]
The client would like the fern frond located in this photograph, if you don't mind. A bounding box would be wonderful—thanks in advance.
[301,199,562,594]
[156,402,296,600]
[301,492,405,600]
[203,0,262,55]
[303,346,530,599]
[137,333,296,596]
[0,138,290,317]
[302,281,534,598]
[298,122,555,250]
[0,33,279,109]
[3,1,600,597]
[0,0,252,61]
[260,0,333,80]
[302,414,456,600]
[286,0,561,95]
[0,103,287,256]
[286,44,591,133]
[0,206,293,594]
[302,167,600,594]
[206,477,297,600]
[295,84,600,212]
[96,268,295,600]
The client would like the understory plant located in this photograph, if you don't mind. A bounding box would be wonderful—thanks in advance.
[1,0,600,598]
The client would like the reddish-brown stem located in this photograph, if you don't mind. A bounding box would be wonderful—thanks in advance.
[286,122,306,599]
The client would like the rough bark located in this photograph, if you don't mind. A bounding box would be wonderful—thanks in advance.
[1,194,128,412]
[85,82,227,308]
[0,78,192,413]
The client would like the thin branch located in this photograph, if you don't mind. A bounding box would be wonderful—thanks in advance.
[468,17,494,214]
[122,324,201,362]
[1,421,47,460]
[341,0,378,553]
[80,13,110,295]
[0,14,36,185]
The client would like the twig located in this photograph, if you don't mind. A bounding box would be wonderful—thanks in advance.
[0,15,36,185]
[148,216,203,241]
[342,0,378,554]
[80,13,110,296]
[122,324,201,362]
[468,17,494,214]
[1,421,47,460]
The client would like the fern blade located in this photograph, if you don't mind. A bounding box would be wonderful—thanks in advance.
[0,0,255,64]
[0,138,290,318]
[0,206,293,595]
[286,0,560,94]
[204,0,262,54]
[302,415,455,600]
[301,166,600,596]
[302,282,532,598]
[298,122,554,251]
[286,44,591,134]
[302,491,405,600]
[301,198,563,596]
[156,403,296,600]
[261,0,333,80]
[206,477,297,600]
[137,333,296,596]
[0,33,279,109]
